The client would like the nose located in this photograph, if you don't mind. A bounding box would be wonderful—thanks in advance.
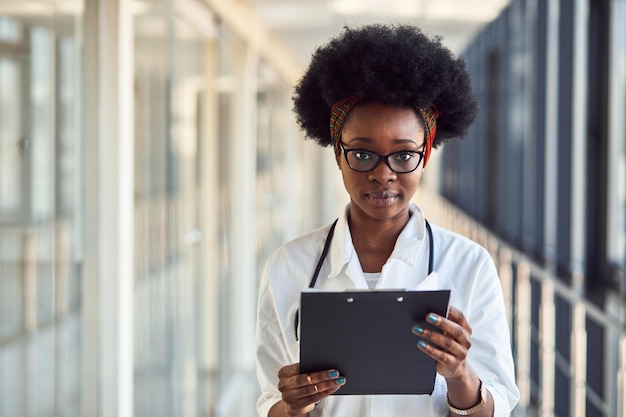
[368,158,397,183]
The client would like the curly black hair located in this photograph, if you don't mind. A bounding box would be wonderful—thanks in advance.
[293,24,478,148]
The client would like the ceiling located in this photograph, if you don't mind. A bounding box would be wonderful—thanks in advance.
[247,0,512,67]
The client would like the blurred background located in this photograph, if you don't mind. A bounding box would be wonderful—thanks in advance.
[0,0,624,416]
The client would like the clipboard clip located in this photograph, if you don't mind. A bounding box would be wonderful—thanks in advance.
[346,294,405,302]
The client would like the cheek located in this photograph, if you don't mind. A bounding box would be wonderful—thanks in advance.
[398,171,423,194]
[340,167,360,194]
[409,173,423,190]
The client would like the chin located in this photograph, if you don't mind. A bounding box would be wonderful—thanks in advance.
[362,204,407,222]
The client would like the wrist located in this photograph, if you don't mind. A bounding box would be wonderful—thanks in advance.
[447,378,487,416]
[444,363,472,386]
[282,402,299,417]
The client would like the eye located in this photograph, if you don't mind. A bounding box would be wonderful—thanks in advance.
[352,151,374,161]
[391,152,415,162]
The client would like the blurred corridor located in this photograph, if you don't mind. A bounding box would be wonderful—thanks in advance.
[0,0,624,416]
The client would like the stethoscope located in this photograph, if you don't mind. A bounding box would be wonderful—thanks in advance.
[294,218,434,341]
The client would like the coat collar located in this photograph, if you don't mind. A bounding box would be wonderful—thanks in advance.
[326,202,429,280]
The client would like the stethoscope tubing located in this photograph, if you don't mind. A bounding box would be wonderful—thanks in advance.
[294,219,434,341]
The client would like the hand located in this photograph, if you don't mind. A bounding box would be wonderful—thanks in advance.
[411,306,473,382]
[276,363,346,416]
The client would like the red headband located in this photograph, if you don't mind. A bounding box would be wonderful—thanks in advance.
[329,99,439,168]
[418,105,439,168]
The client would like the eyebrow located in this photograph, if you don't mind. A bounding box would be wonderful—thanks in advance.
[348,137,418,145]
[346,137,425,148]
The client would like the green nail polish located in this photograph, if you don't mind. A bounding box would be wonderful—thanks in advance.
[413,325,424,334]
[418,340,428,349]
[336,377,346,385]
[329,370,339,378]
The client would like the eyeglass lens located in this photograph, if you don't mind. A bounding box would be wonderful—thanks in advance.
[345,149,423,173]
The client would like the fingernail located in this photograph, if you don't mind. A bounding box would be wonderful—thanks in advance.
[418,340,428,349]
[329,370,339,378]
[427,314,438,323]
[413,325,424,334]
[336,377,346,385]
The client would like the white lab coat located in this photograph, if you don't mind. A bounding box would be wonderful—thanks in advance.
[256,203,520,417]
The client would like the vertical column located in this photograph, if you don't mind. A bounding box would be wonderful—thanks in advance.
[228,42,258,370]
[540,280,555,417]
[570,303,587,417]
[543,0,559,269]
[618,335,626,417]
[200,38,219,411]
[101,1,134,414]
[82,0,134,416]
[605,294,626,417]
[515,261,532,411]
[23,231,37,417]
[522,0,537,252]
[81,1,99,414]
[607,0,626,288]
[569,0,589,292]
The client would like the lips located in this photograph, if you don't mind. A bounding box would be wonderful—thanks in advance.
[366,190,399,207]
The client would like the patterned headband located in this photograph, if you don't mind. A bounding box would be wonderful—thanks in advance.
[330,97,362,146]
[418,104,439,168]
[329,98,440,168]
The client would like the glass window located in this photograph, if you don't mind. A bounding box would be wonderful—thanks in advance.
[0,19,24,217]
[133,3,208,416]
[0,4,83,416]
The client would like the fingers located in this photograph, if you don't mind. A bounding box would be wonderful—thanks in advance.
[302,369,346,387]
[277,363,300,380]
[447,306,472,333]
[411,306,473,378]
[413,307,472,345]
[279,368,345,391]
[287,371,346,399]
[276,364,346,415]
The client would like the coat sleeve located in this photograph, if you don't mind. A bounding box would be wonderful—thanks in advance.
[256,257,292,417]
[466,252,520,416]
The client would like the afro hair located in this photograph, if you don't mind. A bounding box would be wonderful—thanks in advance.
[293,24,478,148]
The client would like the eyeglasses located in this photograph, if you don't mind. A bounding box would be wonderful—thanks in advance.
[339,142,424,173]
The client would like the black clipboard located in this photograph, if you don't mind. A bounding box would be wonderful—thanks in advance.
[299,289,450,395]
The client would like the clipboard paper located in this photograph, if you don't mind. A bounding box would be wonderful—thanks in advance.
[299,290,450,395]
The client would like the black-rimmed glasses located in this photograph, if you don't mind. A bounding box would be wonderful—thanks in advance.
[339,142,424,173]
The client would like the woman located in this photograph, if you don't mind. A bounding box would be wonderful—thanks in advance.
[256,24,519,417]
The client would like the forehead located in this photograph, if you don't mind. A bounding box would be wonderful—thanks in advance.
[342,102,424,143]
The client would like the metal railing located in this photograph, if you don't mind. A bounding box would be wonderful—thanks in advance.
[417,190,626,417]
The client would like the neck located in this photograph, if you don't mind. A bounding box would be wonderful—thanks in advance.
[348,209,410,273]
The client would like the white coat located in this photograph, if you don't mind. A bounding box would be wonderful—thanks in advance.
[256,203,520,417]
